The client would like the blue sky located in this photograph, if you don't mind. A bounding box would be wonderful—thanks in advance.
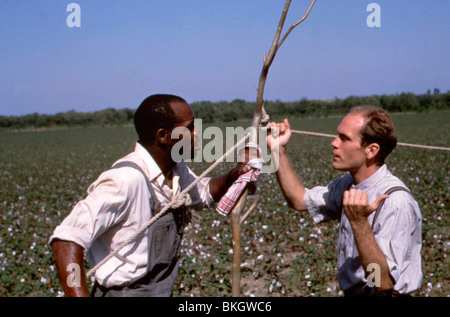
[1,0,449,116]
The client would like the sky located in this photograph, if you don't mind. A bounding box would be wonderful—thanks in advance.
[0,0,449,116]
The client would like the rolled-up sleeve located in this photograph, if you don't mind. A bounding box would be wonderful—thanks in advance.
[49,170,136,249]
[197,177,216,209]
[178,164,215,210]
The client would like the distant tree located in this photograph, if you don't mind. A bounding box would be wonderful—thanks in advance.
[443,91,450,109]
[390,95,404,112]
[433,88,442,109]
[192,101,216,123]
[223,109,238,122]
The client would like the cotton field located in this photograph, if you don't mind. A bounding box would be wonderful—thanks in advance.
[0,113,448,296]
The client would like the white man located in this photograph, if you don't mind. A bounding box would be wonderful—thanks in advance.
[267,105,422,296]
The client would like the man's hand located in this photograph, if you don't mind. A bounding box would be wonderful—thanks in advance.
[229,163,252,179]
[266,118,291,150]
[343,188,389,225]
[209,161,253,201]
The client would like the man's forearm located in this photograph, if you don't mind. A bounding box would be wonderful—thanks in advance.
[351,221,394,292]
[51,240,91,297]
[209,168,239,201]
[275,147,307,211]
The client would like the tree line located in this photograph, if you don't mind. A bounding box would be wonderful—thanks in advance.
[1,89,448,129]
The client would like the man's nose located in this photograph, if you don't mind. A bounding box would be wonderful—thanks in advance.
[331,137,338,148]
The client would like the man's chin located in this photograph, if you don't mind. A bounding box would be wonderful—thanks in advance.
[331,161,346,171]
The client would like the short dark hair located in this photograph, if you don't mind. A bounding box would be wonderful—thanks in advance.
[134,94,187,143]
[349,105,397,165]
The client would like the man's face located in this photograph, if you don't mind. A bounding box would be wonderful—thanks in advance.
[169,101,197,159]
[331,113,367,173]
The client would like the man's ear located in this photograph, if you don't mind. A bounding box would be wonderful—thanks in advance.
[155,128,171,145]
[365,143,380,160]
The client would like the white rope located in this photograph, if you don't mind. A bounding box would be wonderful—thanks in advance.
[290,129,450,151]
[396,142,450,151]
[86,131,251,278]
[87,127,447,278]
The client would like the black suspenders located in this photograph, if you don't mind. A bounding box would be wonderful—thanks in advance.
[371,186,410,230]
[339,184,411,229]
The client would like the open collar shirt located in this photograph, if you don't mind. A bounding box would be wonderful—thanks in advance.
[49,142,214,288]
[304,165,422,294]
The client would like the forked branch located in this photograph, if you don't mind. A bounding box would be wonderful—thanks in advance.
[251,0,317,142]
[274,0,317,59]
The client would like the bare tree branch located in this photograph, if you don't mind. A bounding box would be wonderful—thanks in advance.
[230,190,248,297]
[231,0,317,297]
[276,0,317,54]
[251,0,317,143]
[264,0,293,69]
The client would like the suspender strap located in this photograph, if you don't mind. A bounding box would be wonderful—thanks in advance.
[371,186,410,230]
[112,160,162,209]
